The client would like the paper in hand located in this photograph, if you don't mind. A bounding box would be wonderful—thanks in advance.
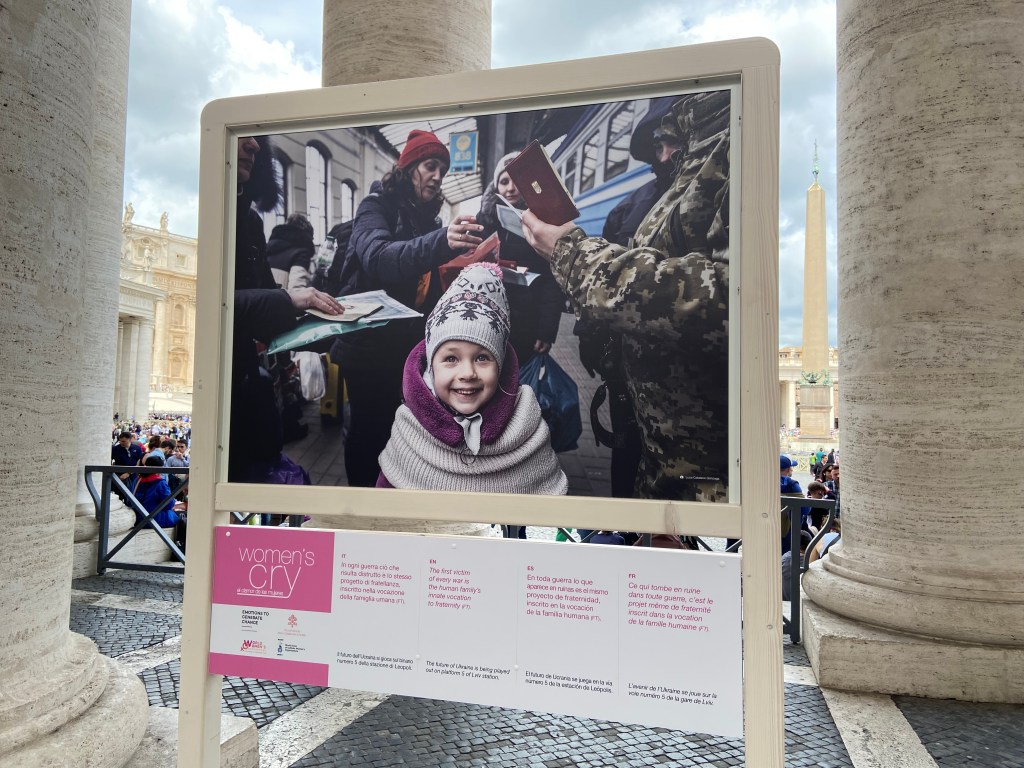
[496,204,525,239]
[305,299,383,323]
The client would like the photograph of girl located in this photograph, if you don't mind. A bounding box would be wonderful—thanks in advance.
[376,262,567,497]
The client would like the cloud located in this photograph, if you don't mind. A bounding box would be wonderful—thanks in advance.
[123,0,320,236]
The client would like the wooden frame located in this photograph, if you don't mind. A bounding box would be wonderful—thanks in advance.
[181,38,779,767]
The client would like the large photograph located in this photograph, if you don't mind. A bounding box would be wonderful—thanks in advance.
[228,88,732,507]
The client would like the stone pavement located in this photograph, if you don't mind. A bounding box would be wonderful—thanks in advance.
[69,567,1024,767]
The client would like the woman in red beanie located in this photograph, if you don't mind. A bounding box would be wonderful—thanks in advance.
[330,129,484,487]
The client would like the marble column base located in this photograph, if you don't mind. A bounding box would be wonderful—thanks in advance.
[1,652,148,766]
[123,707,258,768]
[802,594,1024,704]
[72,497,176,577]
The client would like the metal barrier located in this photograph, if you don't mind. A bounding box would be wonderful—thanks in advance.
[781,496,838,643]
[85,465,305,575]
[84,465,190,575]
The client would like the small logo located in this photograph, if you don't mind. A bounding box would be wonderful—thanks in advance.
[277,640,284,656]
[288,614,298,628]
[240,639,266,654]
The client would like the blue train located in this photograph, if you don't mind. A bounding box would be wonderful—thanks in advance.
[549,96,679,236]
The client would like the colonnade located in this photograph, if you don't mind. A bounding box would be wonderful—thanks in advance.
[801,0,1023,703]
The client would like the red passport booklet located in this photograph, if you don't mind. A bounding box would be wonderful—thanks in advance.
[504,140,580,226]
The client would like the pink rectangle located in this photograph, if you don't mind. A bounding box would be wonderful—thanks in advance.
[208,652,329,687]
[212,526,334,612]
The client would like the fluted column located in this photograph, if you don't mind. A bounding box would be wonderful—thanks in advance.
[74,0,144,578]
[322,0,490,87]
[152,300,167,387]
[134,318,154,420]
[123,320,140,420]
[801,0,1024,703]
[314,0,493,535]
[114,320,125,415]
[0,0,148,762]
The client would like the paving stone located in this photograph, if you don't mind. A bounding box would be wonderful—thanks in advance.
[782,636,811,667]
[74,569,184,603]
[136,659,324,728]
[288,684,851,768]
[70,604,181,657]
[894,696,1024,768]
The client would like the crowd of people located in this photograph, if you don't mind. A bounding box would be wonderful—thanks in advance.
[779,450,841,599]
[110,425,189,534]
[112,415,192,446]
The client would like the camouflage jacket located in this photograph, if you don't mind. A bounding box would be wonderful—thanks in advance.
[550,92,730,501]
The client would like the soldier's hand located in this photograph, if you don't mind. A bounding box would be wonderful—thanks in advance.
[522,210,575,261]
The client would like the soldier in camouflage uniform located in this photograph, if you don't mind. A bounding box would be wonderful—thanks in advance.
[523,91,730,502]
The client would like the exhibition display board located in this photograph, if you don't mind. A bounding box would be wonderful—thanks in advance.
[182,38,780,768]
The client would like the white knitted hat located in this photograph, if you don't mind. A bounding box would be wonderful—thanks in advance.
[425,263,510,372]
[493,151,519,186]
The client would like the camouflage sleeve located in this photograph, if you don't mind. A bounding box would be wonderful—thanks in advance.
[549,228,727,341]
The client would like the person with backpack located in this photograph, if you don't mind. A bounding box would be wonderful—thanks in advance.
[329,129,481,486]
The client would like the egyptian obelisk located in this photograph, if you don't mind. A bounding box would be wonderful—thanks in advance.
[799,145,833,439]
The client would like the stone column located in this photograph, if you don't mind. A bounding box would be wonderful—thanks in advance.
[114,319,125,415]
[135,318,155,420]
[0,0,149,763]
[322,0,491,86]
[152,299,167,387]
[801,0,1024,703]
[313,0,493,535]
[123,319,140,420]
[74,0,139,577]
[118,319,134,419]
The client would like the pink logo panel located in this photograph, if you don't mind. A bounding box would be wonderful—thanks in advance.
[212,527,333,612]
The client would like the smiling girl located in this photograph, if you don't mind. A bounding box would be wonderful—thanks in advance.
[376,264,567,496]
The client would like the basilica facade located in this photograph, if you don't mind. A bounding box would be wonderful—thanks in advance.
[115,207,197,419]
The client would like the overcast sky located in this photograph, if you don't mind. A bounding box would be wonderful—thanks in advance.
[123,0,837,348]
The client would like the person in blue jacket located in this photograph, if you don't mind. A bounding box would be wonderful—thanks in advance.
[780,454,810,553]
[331,129,481,486]
[134,452,180,530]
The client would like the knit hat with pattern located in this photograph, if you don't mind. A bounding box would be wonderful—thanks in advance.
[425,263,510,373]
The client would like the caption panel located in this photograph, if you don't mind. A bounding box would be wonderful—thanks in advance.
[209,527,742,737]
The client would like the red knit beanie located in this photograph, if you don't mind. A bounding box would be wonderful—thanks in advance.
[397,129,450,171]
